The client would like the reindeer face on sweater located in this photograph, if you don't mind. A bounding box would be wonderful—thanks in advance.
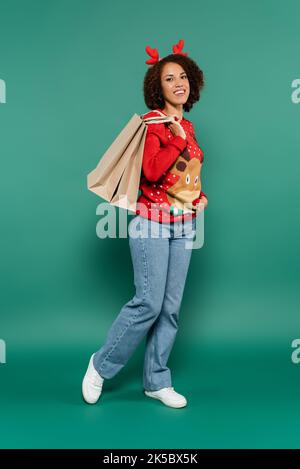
[166,147,202,210]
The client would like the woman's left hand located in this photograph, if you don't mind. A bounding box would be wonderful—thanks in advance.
[193,196,208,212]
[199,195,208,209]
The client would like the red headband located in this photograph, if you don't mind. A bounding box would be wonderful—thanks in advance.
[145,39,188,65]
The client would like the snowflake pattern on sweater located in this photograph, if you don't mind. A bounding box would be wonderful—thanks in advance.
[136,108,208,224]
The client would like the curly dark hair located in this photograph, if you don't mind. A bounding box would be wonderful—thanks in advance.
[143,54,204,112]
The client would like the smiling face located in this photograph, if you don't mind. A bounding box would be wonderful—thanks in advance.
[160,62,190,106]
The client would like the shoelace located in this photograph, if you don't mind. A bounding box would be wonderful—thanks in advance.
[90,369,103,389]
[161,386,175,393]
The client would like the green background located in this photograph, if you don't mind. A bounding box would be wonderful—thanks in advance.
[1,0,300,449]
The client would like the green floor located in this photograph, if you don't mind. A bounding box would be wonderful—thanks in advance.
[1,341,299,449]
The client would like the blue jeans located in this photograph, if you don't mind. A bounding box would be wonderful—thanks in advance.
[93,214,196,391]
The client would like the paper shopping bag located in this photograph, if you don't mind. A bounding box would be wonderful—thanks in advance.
[87,110,175,213]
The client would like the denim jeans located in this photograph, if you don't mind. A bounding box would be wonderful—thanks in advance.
[93,214,196,391]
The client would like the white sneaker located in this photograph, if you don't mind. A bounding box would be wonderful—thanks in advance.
[144,386,187,408]
[82,353,104,404]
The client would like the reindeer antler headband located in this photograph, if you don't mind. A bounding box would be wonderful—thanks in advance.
[145,38,188,65]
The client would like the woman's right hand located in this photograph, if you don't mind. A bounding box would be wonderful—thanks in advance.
[167,118,186,140]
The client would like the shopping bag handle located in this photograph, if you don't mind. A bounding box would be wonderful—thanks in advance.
[140,109,175,125]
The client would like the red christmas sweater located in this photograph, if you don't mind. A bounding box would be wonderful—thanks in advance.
[135,108,208,224]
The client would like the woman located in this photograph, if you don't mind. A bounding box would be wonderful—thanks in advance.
[82,39,208,408]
